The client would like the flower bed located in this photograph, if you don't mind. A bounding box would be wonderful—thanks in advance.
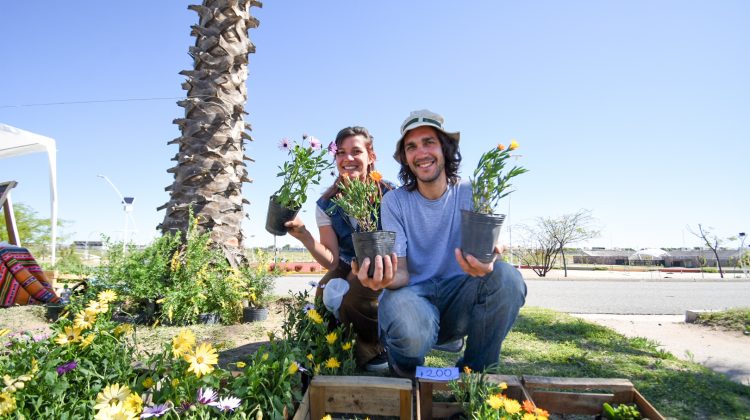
[521,375,665,419]
[293,375,413,420]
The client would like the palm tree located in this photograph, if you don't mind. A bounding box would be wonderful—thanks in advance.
[159,0,261,258]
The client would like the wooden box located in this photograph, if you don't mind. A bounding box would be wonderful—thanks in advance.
[293,375,414,420]
[522,376,664,420]
[417,374,532,420]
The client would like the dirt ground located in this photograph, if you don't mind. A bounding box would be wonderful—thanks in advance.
[0,300,289,368]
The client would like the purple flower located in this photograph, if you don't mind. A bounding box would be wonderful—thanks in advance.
[197,387,218,405]
[177,401,194,414]
[309,136,322,150]
[295,361,308,373]
[278,138,291,151]
[327,141,338,156]
[33,333,50,342]
[211,396,242,412]
[56,360,78,376]
[303,303,315,313]
[141,402,173,418]
[302,133,309,140]
[307,280,318,288]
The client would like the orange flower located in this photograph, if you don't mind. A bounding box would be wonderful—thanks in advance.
[509,139,519,150]
[522,399,536,413]
[535,407,550,417]
[497,143,505,151]
[369,170,383,183]
[463,366,472,374]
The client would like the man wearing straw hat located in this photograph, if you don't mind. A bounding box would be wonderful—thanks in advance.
[352,109,527,378]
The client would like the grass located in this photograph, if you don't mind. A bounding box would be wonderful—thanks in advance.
[425,307,750,420]
[695,307,750,334]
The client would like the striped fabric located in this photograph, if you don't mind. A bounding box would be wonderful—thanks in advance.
[0,245,59,307]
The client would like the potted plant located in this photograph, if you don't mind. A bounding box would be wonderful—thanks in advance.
[330,171,395,277]
[266,134,334,236]
[241,250,277,322]
[462,140,528,263]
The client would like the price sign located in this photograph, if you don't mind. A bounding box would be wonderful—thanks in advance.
[415,366,459,381]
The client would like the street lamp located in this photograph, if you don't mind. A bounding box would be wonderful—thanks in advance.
[97,175,137,249]
[739,232,747,278]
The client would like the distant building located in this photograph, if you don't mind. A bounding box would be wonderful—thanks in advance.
[572,247,741,268]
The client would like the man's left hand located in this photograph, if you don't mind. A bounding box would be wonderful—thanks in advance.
[454,245,503,277]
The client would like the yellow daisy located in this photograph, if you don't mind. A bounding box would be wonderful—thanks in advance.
[94,401,137,420]
[94,383,131,411]
[499,382,508,391]
[142,377,154,389]
[171,378,180,387]
[503,398,521,414]
[55,325,83,345]
[183,342,218,378]
[87,300,109,314]
[509,139,519,150]
[307,309,323,324]
[113,324,133,337]
[321,415,332,420]
[325,332,338,345]
[341,342,352,351]
[0,392,17,416]
[97,290,118,304]
[236,361,246,368]
[123,392,143,414]
[80,334,96,348]
[171,329,196,358]
[324,357,340,369]
[288,361,299,375]
[487,395,503,410]
[522,413,536,420]
[306,353,314,361]
[74,310,97,330]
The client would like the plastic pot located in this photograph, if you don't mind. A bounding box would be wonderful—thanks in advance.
[352,230,397,278]
[265,195,300,236]
[460,210,505,264]
[198,312,221,325]
[242,307,269,323]
[45,303,66,321]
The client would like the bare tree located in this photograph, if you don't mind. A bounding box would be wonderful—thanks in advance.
[689,224,727,278]
[545,209,600,277]
[518,222,560,277]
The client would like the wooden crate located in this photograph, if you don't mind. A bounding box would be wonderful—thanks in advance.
[522,376,665,420]
[417,374,532,420]
[293,375,414,420]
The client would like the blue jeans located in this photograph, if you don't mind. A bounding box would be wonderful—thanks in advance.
[378,262,526,374]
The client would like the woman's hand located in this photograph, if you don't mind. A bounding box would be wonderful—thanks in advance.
[284,216,308,240]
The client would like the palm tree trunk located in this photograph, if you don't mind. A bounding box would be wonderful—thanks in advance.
[159,0,262,253]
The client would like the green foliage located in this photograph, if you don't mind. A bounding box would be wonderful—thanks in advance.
[470,142,528,215]
[273,135,334,210]
[0,291,137,418]
[602,402,642,420]
[449,370,543,419]
[694,307,750,333]
[243,249,277,308]
[330,173,383,232]
[94,213,265,326]
[279,290,356,376]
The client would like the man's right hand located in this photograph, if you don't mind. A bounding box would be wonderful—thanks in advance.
[351,252,398,291]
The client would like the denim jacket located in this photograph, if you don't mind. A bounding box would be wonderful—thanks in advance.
[316,180,395,264]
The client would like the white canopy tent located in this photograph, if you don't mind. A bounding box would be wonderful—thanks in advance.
[0,123,58,264]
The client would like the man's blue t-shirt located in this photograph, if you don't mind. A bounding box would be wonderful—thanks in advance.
[381,181,473,285]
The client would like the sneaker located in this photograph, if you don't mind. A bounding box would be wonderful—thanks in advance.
[432,337,464,353]
[365,352,389,372]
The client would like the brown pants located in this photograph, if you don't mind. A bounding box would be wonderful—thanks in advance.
[316,262,383,367]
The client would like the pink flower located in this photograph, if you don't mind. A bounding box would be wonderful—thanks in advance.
[309,136,322,150]
[327,141,337,156]
[278,138,291,151]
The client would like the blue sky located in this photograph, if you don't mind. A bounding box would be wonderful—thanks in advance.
[1,1,748,251]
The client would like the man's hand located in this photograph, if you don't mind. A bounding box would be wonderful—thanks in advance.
[351,253,398,291]
[455,245,503,277]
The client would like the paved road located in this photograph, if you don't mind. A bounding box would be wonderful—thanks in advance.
[526,279,750,314]
[274,275,750,315]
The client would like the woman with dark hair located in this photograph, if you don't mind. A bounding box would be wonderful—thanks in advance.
[285,126,394,371]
